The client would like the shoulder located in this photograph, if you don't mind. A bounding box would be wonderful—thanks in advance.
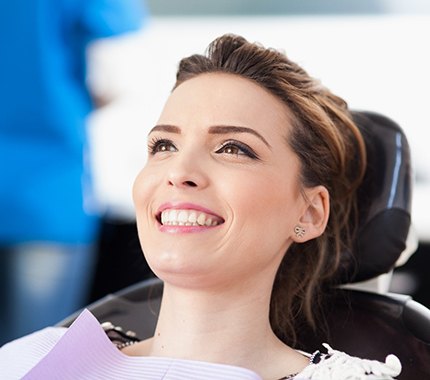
[296,344,402,380]
[0,327,66,379]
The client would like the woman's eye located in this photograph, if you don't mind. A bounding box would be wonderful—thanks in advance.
[148,139,177,155]
[222,145,241,155]
[216,141,259,160]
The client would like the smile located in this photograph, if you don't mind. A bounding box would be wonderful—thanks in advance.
[159,209,224,227]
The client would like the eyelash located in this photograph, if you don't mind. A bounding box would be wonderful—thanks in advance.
[215,140,260,160]
[147,137,260,160]
[148,138,176,155]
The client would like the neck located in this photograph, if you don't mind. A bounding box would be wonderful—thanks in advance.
[128,274,309,379]
[154,282,273,358]
[142,275,300,379]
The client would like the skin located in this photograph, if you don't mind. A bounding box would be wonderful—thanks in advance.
[131,73,329,379]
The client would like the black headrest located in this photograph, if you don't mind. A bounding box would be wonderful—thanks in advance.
[337,111,413,284]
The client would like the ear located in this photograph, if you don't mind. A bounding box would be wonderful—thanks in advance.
[292,185,330,243]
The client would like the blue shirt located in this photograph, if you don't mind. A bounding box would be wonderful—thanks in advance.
[0,0,147,243]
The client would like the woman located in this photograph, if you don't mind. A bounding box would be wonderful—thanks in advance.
[0,34,401,379]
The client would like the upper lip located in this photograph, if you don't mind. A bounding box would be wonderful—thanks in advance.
[156,202,225,224]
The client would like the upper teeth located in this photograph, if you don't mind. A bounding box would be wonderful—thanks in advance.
[160,209,220,226]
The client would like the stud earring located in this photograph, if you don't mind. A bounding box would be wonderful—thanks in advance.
[294,225,305,238]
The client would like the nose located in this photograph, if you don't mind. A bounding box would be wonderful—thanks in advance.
[166,154,209,190]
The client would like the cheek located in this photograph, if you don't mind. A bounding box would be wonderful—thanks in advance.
[132,168,161,263]
[132,167,159,230]
[227,171,300,244]
[133,167,155,207]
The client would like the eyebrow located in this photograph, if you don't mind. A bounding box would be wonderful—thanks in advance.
[148,124,271,148]
[149,124,181,135]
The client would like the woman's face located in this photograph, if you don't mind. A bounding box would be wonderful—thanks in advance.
[133,73,309,288]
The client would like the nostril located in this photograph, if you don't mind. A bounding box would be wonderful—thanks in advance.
[167,178,200,188]
[184,180,197,187]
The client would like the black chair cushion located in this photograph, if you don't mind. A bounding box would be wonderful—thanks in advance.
[337,111,412,283]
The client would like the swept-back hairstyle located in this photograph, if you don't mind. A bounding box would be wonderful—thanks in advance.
[174,34,366,346]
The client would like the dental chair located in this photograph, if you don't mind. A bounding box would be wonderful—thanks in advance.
[58,111,430,379]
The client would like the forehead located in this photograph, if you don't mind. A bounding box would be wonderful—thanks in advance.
[158,73,293,139]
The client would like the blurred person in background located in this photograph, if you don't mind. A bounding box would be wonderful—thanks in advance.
[0,0,148,345]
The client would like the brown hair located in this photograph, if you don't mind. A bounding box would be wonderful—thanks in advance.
[174,34,366,346]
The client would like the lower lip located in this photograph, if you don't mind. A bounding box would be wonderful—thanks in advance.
[158,224,221,234]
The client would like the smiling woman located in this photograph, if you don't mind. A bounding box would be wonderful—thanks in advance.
[133,73,313,296]
[137,35,366,345]
[0,34,402,380]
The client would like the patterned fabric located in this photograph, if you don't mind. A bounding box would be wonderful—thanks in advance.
[298,344,401,380]
[101,320,140,350]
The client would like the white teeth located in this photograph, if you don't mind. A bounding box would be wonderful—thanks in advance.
[197,213,206,226]
[178,211,188,223]
[188,211,197,223]
[160,209,221,227]
[161,212,167,225]
[169,210,177,221]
